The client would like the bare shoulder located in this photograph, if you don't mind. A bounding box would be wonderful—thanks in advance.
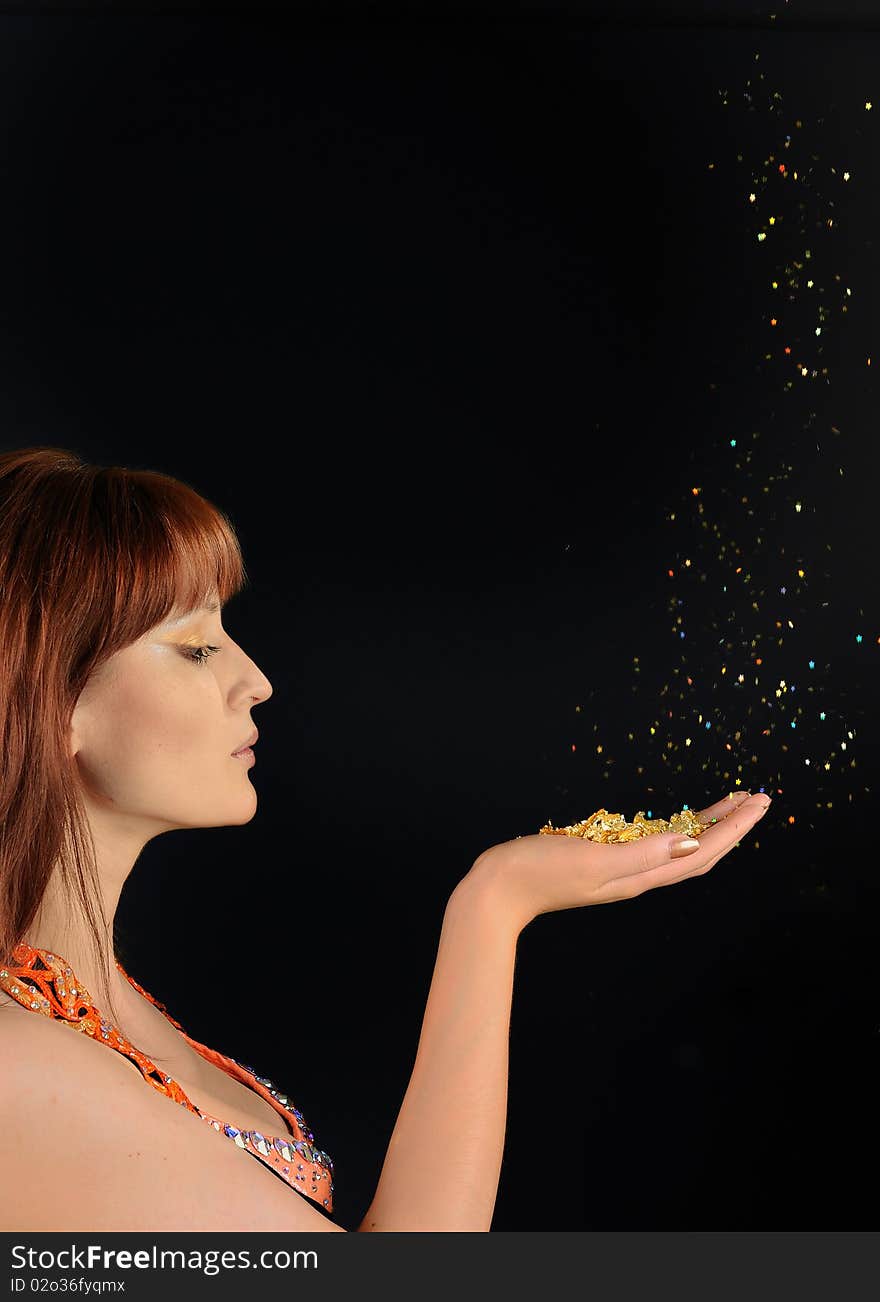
[0,1007,346,1232]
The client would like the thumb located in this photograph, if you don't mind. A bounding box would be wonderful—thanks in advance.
[604,829,702,878]
[668,834,701,860]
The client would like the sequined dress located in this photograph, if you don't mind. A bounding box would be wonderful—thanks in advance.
[0,943,335,1214]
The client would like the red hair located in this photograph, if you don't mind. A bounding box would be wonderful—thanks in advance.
[0,446,248,1031]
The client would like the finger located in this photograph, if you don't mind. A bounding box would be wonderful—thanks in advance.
[688,792,771,861]
[597,794,771,898]
[692,789,753,827]
[600,794,767,878]
[669,802,773,884]
[648,799,771,887]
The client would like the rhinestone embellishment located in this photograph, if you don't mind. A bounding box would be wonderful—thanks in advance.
[0,944,336,1214]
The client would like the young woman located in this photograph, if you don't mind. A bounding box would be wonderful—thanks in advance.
[0,446,771,1232]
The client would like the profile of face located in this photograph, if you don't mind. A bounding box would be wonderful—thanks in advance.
[68,598,273,837]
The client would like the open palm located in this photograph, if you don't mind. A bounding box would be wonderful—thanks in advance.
[468,789,773,933]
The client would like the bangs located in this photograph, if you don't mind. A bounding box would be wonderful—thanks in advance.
[156,511,248,625]
[0,449,251,684]
[96,465,249,636]
[43,461,252,658]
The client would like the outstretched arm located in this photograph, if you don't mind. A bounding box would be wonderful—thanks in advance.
[357,867,517,1232]
[354,790,770,1231]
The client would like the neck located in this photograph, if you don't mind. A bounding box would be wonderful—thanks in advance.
[18,904,133,1018]
[18,824,149,1019]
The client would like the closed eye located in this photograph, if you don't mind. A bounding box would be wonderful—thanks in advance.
[183,645,221,666]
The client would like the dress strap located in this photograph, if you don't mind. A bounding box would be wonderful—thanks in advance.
[0,944,335,1213]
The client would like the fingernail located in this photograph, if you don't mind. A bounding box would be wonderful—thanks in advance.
[755,796,772,812]
[670,837,701,858]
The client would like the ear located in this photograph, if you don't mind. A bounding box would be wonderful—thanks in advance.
[69,699,86,758]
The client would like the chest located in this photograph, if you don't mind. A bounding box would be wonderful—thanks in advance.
[0,984,294,1143]
[113,1011,294,1141]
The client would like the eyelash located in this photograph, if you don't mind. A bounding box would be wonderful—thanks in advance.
[185,645,221,667]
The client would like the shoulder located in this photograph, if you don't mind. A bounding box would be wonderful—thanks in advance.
[0,1009,346,1232]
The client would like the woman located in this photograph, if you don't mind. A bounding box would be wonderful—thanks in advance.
[0,446,771,1232]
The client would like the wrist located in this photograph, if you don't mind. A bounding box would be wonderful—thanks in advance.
[450,853,528,940]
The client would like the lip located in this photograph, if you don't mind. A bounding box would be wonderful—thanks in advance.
[231,727,259,756]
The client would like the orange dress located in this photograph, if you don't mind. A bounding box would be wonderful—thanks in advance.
[0,943,335,1215]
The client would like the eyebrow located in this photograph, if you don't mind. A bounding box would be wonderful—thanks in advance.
[161,601,221,629]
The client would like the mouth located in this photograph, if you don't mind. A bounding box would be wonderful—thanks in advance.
[231,727,259,756]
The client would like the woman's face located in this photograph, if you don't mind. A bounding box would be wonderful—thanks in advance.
[69,598,273,834]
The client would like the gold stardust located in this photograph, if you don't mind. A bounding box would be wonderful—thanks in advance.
[535,794,743,843]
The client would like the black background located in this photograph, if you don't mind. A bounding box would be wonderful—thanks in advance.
[1,1,878,1229]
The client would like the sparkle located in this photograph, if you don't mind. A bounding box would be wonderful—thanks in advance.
[560,41,868,839]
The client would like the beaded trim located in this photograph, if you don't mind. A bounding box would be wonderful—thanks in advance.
[0,944,335,1213]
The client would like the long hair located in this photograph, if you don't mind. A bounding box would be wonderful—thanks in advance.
[0,446,248,1038]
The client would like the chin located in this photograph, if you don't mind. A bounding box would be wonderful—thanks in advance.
[229,791,259,824]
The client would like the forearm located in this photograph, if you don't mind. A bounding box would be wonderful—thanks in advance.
[357,869,519,1232]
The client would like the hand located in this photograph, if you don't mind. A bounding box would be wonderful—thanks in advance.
[463,790,773,934]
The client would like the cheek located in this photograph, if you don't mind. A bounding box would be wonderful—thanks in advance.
[84,678,212,781]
